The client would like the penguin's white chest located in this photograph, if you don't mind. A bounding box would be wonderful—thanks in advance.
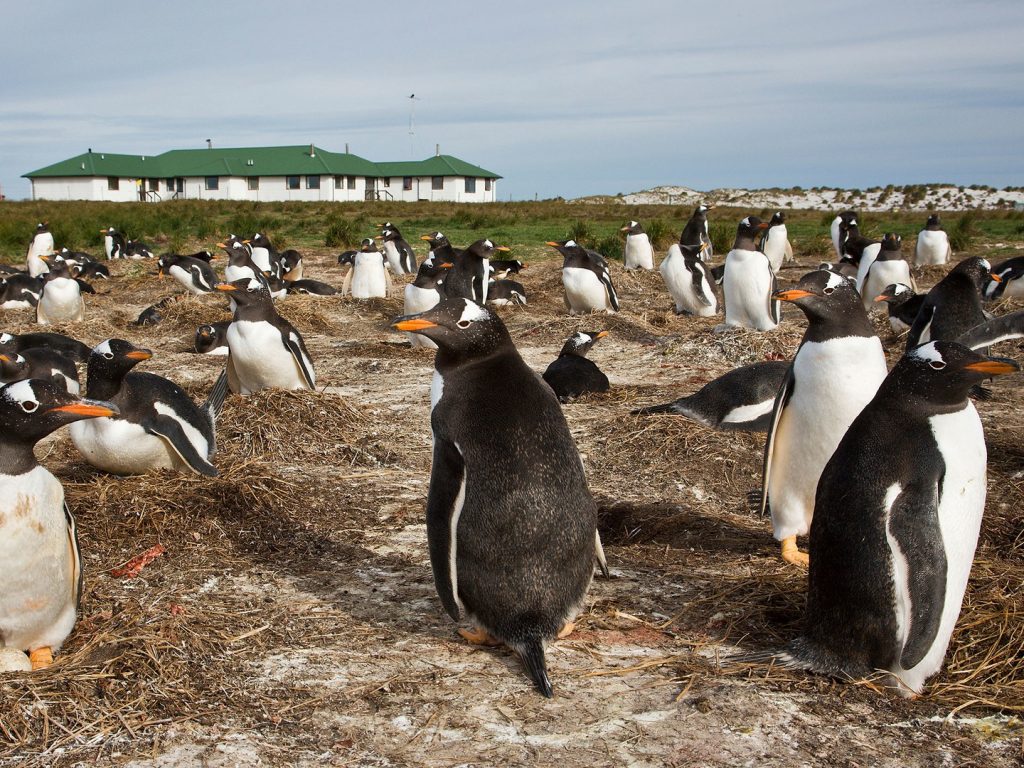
[916,231,950,266]
[404,284,441,350]
[103,235,115,259]
[250,247,272,273]
[0,466,77,653]
[623,233,654,270]
[762,228,788,273]
[863,260,913,312]
[70,417,177,474]
[854,243,882,294]
[769,336,887,540]
[723,249,776,330]
[228,320,307,393]
[382,242,404,274]
[660,247,716,316]
[38,279,83,324]
[562,267,609,313]
[351,254,388,299]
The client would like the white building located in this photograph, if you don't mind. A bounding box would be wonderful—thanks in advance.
[24,145,501,203]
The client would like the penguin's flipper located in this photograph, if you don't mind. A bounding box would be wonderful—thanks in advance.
[598,265,620,312]
[760,364,795,517]
[769,272,782,325]
[595,530,609,578]
[426,436,466,622]
[784,239,794,262]
[75,279,96,294]
[145,415,219,477]
[957,309,1024,351]
[691,268,713,308]
[202,368,230,457]
[905,303,935,350]
[282,329,316,390]
[887,483,947,670]
[64,502,83,610]
[340,267,353,297]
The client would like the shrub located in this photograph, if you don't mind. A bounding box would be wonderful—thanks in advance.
[949,212,979,252]
[324,217,363,248]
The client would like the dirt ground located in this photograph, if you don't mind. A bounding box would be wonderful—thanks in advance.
[1,246,1023,767]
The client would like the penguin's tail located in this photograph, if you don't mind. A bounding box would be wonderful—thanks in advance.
[631,402,676,416]
[729,638,870,681]
[203,368,230,425]
[519,638,553,698]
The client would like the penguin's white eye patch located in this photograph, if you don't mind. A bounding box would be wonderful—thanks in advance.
[929,360,946,370]
[456,320,471,329]
[741,217,750,226]
[103,352,114,360]
[823,287,835,295]
[21,400,38,413]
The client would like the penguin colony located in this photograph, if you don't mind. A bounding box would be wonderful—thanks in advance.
[0,209,1020,706]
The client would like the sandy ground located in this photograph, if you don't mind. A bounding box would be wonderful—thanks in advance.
[0,248,1022,767]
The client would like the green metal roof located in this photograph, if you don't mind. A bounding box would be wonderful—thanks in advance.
[24,146,500,180]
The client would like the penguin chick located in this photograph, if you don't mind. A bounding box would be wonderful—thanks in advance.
[542,331,610,402]
[392,299,603,697]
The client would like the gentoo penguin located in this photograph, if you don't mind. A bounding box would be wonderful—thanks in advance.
[759,212,793,274]
[840,218,881,292]
[391,299,604,697]
[442,239,508,304]
[157,253,217,295]
[816,261,858,280]
[377,223,417,275]
[338,239,392,299]
[906,257,996,350]
[70,340,228,477]
[983,256,1024,300]
[0,273,43,309]
[620,221,655,271]
[0,349,80,394]
[194,321,230,355]
[279,249,303,281]
[124,239,154,260]
[633,360,790,432]
[761,270,888,565]
[659,242,717,316]
[36,257,84,325]
[285,279,337,296]
[829,211,857,261]
[247,232,279,275]
[0,332,91,363]
[403,259,451,350]
[217,278,316,394]
[680,204,714,261]
[542,330,610,401]
[722,217,778,330]
[420,231,459,269]
[0,379,117,671]
[875,283,925,334]
[487,279,528,307]
[915,214,951,267]
[220,237,275,309]
[134,295,183,327]
[548,240,619,314]
[26,223,54,277]
[100,227,126,260]
[488,259,526,280]
[777,341,1017,696]
[861,233,915,313]
[71,259,110,281]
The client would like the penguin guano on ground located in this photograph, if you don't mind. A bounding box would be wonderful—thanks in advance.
[0,379,117,672]
[36,256,84,325]
[906,257,996,350]
[775,341,1017,696]
[548,240,619,314]
[861,233,915,314]
[621,221,655,271]
[26,223,54,277]
[70,340,228,477]
[0,349,80,394]
[542,330,610,401]
[392,299,605,698]
[680,204,714,261]
[722,216,778,330]
[338,239,392,299]
[659,242,717,316]
[915,214,952,267]
[633,360,790,432]
[217,278,316,394]
[761,270,888,566]
[759,212,793,274]
[157,253,218,295]
[377,223,417,275]
[875,283,925,335]
[443,239,508,304]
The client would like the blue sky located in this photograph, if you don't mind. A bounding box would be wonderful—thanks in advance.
[3,1,1022,201]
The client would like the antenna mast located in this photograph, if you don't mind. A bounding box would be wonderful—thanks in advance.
[408,94,420,158]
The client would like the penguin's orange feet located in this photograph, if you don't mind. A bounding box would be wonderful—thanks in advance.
[557,621,576,639]
[29,647,53,670]
[781,536,810,567]
[458,627,501,647]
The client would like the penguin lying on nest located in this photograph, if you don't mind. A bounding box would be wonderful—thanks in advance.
[542,330,610,402]
[392,298,607,698]
[0,349,80,394]
[874,283,925,335]
[0,331,91,363]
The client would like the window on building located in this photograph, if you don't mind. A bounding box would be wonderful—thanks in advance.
[287,176,300,190]
[334,175,344,189]
[383,178,391,188]
[148,179,159,191]
[166,178,174,191]
[205,177,219,191]
[485,178,492,192]
[307,175,320,189]
[403,177,413,191]
[465,177,477,194]
[107,177,119,191]
[247,177,259,191]
[431,176,444,191]
[347,175,356,190]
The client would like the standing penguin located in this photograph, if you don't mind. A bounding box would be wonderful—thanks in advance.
[247,232,280,276]
[338,239,392,299]
[621,221,655,271]
[775,341,1017,696]
[377,223,417,275]
[722,217,778,330]
[861,233,915,313]
[157,253,218,295]
[830,211,858,261]
[761,270,888,565]
[679,204,714,261]
[217,278,316,394]
[0,379,117,671]
[100,227,126,260]
[443,239,509,305]
[548,240,619,314]
[659,242,717,316]
[906,257,996,350]
[759,212,793,274]
[840,218,881,293]
[542,330,610,401]
[915,214,952,267]
[70,340,227,477]
[403,260,451,350]
[26,223,54,277]
[36,256,84,325]
[392,299,604,697]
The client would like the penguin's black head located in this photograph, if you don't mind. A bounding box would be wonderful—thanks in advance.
[881,232,902,251]
[899,341,1018,406]
[837,210,858,225]
[560,330,608,357]
[0,334,19,355]
[838,215,860,235]
[926,214,942,228]
[0,378,118,448]
[216,277,272,306]
[40,255,72,280]
[464,239,510,261]
[392,298,511,359]
[279,251,300,271]
[620,221,643,235]
[736,216,768,241]
[952,257,997,291]
[769,211,786,226]
[421,231,451,250]
[875,282,915,306]
[89,338,153,381]
[377,227,399,243]
[0,353,29,381]
[35,222,49,234]
[359,238,378,253]
[694,204,713,217]
[546,239,586,260]
[775,270,861,318]
[250,232,272,248]
[100,226,119,235]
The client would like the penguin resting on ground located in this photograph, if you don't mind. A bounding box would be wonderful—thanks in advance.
[486,279,527,307]
[157,253,217,295]
[875,283,925,335]
[195,321,231,355]
[392,299,606,698]
[542,330,610,401]
[548,240,619,314]
[0,332,91,364]
[0,274,43,309]
[0,349,80,394]
[0,379,117,671]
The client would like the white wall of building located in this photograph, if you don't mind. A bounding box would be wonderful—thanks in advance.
[32,177,141,202]
[376,176,497,203]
